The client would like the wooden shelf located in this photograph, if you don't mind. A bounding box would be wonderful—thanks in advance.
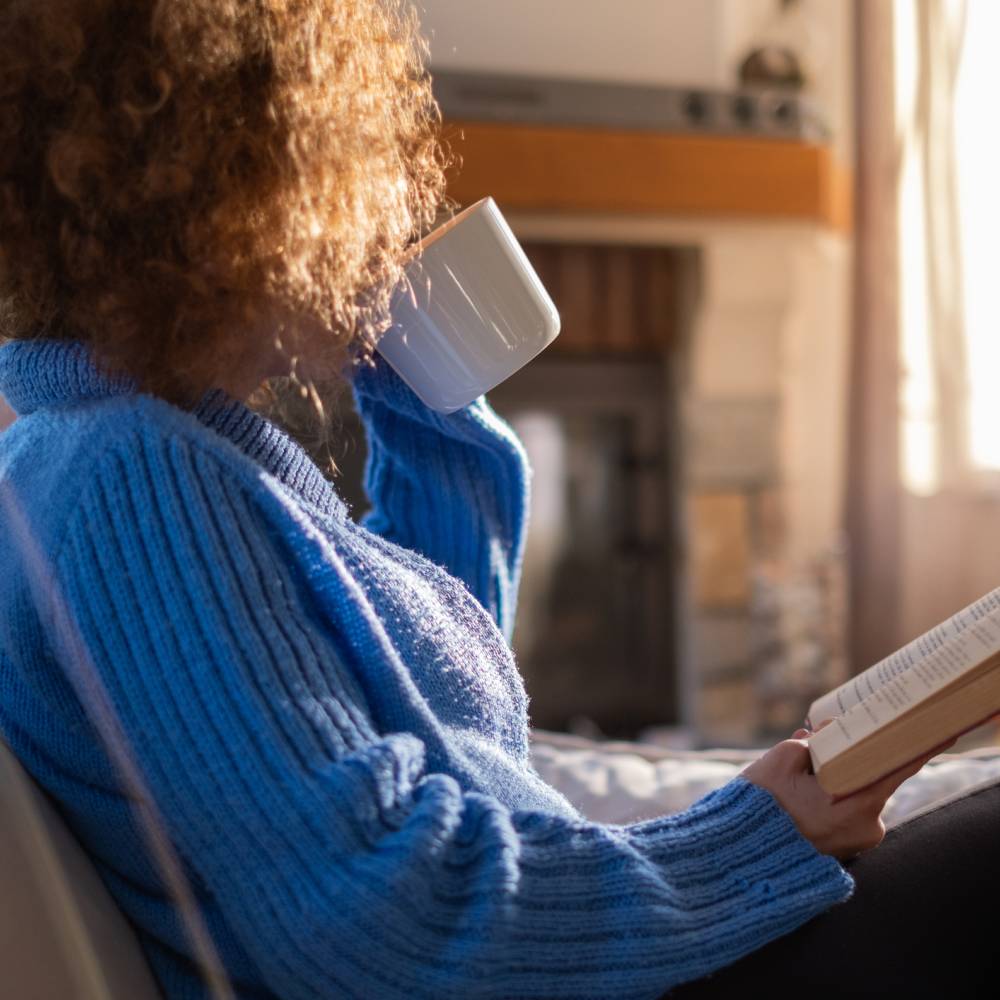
[443,120,852,232]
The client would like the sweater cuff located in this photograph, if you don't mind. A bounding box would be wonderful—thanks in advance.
[350,353,528,470]
[629,776,853,928]
[350,353,482,427]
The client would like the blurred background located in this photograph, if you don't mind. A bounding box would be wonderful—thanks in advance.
[3,0,998,750]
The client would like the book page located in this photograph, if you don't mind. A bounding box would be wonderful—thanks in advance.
[807,586,1000,727]
[809,600,1000,764]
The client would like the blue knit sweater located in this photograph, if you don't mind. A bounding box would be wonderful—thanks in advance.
[0,339,852,999]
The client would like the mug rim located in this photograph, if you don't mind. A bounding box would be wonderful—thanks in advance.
[421,195,492,248]
[399,196,493,266]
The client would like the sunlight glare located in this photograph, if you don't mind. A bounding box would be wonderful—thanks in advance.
[956,0,1000,471]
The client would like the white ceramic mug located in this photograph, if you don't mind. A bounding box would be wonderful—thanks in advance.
[376,197,560,413]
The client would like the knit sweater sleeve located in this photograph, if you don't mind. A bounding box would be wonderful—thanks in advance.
[351,356,528,641]
[51,431,853,1000]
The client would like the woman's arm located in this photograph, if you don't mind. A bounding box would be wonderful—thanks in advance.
[47,430,852,999]
[351,356,528,642]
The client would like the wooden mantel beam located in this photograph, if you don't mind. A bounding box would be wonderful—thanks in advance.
[443,120,852,233]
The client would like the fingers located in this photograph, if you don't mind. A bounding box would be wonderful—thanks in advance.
[865,746,942,802]
[932,736,959,754]
[870,760,924,799]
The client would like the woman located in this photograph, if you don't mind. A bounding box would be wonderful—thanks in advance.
[0,2,994,998]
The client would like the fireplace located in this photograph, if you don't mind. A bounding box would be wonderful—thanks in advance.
[484,243,681,736]
[489,356,677,736]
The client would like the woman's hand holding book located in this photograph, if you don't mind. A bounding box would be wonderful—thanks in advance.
[742,730,952,861]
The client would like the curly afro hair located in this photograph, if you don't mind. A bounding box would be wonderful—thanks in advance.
[0,0,448,400]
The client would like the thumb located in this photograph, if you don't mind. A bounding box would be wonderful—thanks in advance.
[772,737,813,775]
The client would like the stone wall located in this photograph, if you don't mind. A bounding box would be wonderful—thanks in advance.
[681,229,852,743]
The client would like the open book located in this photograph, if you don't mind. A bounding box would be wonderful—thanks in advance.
[806,587,1000,799]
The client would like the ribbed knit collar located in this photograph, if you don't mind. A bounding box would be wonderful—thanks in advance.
[192,389,343,518]
[0,338,134,414]
[0,338,343,518]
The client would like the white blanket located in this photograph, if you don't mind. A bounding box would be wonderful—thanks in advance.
[530,729,1000,829]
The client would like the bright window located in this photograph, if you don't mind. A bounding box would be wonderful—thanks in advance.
[955,0,1000,472]
[899,0,1000,493]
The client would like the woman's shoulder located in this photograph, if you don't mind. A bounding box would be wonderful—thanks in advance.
[1,392,287,561]
[16,390,269,483]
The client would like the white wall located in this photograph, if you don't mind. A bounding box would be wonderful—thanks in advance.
[416,0,727,88]
[717,0,854,161]
[416,0,854,160]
